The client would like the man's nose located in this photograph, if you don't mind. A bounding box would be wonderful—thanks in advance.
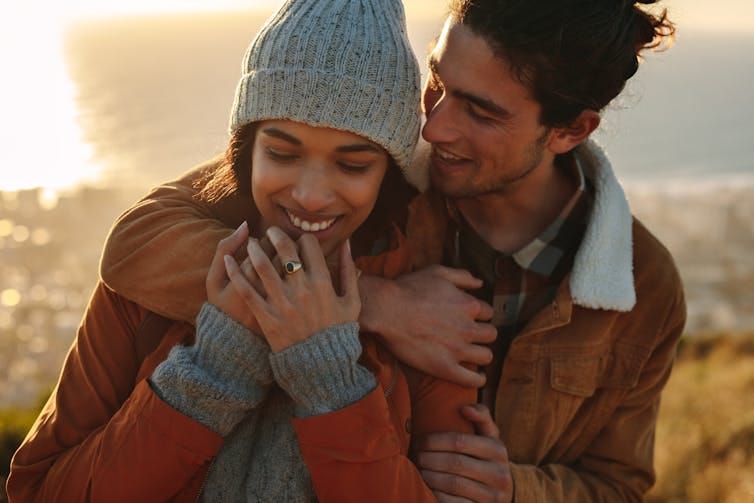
[421,94,458,144]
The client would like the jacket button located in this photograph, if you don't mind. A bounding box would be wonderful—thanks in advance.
[405,418,412,434]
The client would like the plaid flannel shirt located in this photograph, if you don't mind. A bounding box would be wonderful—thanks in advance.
[443,155,594,410]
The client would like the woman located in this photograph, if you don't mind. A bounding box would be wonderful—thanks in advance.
[7,0,475,501]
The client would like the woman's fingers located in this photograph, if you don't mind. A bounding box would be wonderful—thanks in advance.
[247,237,287,301]
[298,233,331,281]
[224,254,266,311]
[207,222,248,295]
[265,227,304,276]
[338,239,360,304]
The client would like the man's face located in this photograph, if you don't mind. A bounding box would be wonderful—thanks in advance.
[422,19,554,198]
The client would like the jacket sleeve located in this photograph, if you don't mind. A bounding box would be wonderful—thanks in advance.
[282,334,475,503]
[150,303,274,437]
[510,280,686,502]
[293,389,444,503]
[7,282,224,503]
[276,326,443,502]
[99,159,249,323]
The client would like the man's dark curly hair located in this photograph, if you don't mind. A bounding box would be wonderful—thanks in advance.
[449,0,675,127]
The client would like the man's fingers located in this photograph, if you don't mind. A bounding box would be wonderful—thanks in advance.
[433,491,474,503]
[473,322,498,344]
[416,432,508,462]
[461,404,501,439]
[421,468,501,502]
[444,364,486,389]
[475,301,495,322]
[429,265,484,290]
[460,343,494,367]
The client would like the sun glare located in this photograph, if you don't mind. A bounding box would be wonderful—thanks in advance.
[0,7,103,193]
[1,0,752,194]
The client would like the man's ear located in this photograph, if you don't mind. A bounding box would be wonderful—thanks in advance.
[547,110,601,155]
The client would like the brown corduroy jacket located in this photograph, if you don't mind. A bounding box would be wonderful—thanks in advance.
[15,139,686,502]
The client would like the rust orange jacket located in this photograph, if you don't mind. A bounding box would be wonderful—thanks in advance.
[8,225,475,502]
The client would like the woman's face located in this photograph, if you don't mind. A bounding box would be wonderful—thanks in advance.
[251,120,389,259]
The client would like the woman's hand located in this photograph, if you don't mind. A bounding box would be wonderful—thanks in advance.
[206,222,264,333]
[224,226,361,352]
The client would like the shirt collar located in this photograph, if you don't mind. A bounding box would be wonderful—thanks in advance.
[512,156,587,275]
[446,154,588,277]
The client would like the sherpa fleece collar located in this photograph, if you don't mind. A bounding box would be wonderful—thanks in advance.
[407,138,637,312]
[570,140,635,312]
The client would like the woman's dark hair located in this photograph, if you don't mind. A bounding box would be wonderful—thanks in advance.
[195,123,417,257]
[449,0,675,127]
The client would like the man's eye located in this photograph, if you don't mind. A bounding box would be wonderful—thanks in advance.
[467,104,495,124]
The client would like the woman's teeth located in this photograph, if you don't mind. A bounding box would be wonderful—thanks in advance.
[286,211,336,232]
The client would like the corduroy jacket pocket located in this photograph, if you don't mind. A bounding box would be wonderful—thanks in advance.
[550,347,644,397]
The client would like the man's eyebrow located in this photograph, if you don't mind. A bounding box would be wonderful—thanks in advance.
[458,90,510,118]
[427,55,510,119]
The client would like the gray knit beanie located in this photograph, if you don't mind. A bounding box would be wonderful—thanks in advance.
[229,0,421,172]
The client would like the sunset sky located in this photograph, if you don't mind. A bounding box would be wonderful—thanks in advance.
[1,0,752,191]
[8,0,754,31]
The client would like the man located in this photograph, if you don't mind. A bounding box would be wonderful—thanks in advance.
[98,0,684,501]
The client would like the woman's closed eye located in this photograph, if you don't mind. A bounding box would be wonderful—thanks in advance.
[337,161,371,173]
[265,148,299,163]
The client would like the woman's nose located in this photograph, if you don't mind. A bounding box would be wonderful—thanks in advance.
[291,165,336,212]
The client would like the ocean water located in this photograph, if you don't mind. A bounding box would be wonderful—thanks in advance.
[1,12,752,406]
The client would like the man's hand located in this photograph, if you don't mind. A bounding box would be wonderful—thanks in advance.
[415,405,513,503]
[359,265,497,387]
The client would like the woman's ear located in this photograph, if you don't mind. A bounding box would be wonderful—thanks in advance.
[547,110,601,155]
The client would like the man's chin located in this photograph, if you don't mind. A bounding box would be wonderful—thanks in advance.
[430,171,467,198]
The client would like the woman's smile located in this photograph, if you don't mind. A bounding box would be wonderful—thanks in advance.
[285,208,338,233]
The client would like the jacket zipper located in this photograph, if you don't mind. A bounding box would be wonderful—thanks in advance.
[383,358,399,399]
[194,457,216,503]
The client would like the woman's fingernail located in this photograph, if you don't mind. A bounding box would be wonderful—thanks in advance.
[223,255,234,270]
[234,221,248,234]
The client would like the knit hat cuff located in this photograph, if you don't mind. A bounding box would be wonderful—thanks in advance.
[229,68,421,172]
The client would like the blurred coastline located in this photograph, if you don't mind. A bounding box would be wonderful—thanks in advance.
[1,12,753,410]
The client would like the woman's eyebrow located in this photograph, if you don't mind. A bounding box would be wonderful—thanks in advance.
[261,128,379,153]
[336,144,381,154]
[261,127,301,145]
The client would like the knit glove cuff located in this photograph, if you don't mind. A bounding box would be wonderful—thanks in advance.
[150,303,272,436]
[270,322,376,418]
